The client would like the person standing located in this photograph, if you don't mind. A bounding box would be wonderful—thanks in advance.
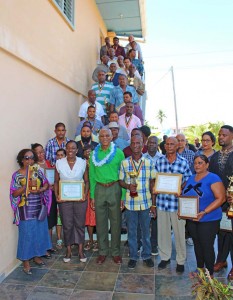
[119,135,156,269]
[89,128,125,265]
[209,125,233,280]
[155,137,192,273]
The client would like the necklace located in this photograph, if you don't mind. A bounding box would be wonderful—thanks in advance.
[92,142,116,167]
[67,159,76,164]
[38,160,46,165]
[220,145,233,154]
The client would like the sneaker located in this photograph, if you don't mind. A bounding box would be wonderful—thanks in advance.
[176,264,185,273]
[158,259,170,270]
[143,258,154,268]
[128,259,137,269]
[151,247,159,256]
[93,241,99,252]
[186,238,194,246]
[84,241,93,251]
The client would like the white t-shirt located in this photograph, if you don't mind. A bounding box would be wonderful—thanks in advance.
[56,157,86,181]
[78,101,105,121]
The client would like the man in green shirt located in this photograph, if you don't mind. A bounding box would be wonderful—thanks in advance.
[89,128,125,265]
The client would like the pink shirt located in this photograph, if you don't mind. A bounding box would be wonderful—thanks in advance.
[118,113,142,138]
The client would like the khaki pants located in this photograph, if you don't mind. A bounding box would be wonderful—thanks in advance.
[157,209,186,265]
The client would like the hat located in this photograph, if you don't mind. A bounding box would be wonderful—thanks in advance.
[108,122,119,129]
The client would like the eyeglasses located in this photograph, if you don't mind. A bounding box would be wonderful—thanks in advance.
[201,139,211,143]
[194,161,205,166]
[23,155,34,160]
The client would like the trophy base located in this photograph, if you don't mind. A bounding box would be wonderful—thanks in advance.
[227,210,233,218]
[130,191,138,198]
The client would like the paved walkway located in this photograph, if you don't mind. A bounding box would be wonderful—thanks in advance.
[0,238,232,300]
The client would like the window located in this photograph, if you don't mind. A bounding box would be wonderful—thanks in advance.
[52,0,75,29]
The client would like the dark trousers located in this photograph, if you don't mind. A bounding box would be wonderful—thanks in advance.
[216,230,233,264]
[187,220,220,275]
[150,217,158,249]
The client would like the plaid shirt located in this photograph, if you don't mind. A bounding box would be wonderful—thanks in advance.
[179,148,195,173]
[45,137,70,166]
[119,156,156,211]
[155,154,192,212]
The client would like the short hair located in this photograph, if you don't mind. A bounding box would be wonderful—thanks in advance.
[221,125,233,133]
[98,70,106,75]
[87,105,96,111]
[194,154,209,164]
[66,140,77,148]
[118,74,127,79]
[128,49,136,55]
[56,148,66,156]
[123,91,132,97]
[140,125,151,138]
[55,122,66,129]
[124,57,131,62]
[110,62,117,67]
[148,135,159,143]
[202,131,216,146]
[31,143,43,151]
[113,36,119,40]
[16,149,38,167]
[109,111,118,116]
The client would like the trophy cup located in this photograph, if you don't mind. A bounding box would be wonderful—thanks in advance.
[106,72,113,81]
[128,171,138,198]
[226,175,233,218]
[128,76,134,86]
[26,164,40,196]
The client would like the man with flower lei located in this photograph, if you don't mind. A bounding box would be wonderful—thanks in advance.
[89,128,125,265]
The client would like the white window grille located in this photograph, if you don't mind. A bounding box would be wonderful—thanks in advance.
[52,0,75,29]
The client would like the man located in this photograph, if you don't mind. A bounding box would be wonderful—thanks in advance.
[128,49,144,77]
[123,128,148,158]
[159,135,167,155]
[91,70,114,121]
[117,55,126,74]
[109,74,139,112]
[118,102,142,138]
[76,123,98,159]
[127,64,145,96]
[119,135,156,269]
[123,57,141,79]
[125,35,143,60]
[75,105,104,137]
[194,137,201,150]
[75,120,98,143]
[176,133,195,174]
[78,90,105,123]
[89,128,125,265]
[100,37,111,59]
[45,122,70,166]
[155,137,192,273]
[112,36,126,58]
[108,122,129,150]
[144,136,163,255]
[92,55,109,82]
[108,111,129,141]
[209,125,233,280]
[106,62,121,86]
[119,91,144,124]
[107,48,118,67]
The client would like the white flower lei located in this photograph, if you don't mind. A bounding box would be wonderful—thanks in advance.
[92,142,116,167]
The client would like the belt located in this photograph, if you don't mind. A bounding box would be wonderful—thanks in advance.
[97,180,119,187]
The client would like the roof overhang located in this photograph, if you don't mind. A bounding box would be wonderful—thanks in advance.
[95,0,146,41]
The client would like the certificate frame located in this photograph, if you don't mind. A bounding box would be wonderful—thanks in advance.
[154,173,182,194]
[220,213,232,232]
[178,196,199,219]
[45,168,55,185]
[59,180,84,201]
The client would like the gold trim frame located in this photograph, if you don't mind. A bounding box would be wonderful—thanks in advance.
[178,196,199,219]
[59,180,84,201]
[154,173,182,194]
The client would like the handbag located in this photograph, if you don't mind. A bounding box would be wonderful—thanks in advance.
[38,204,48,221]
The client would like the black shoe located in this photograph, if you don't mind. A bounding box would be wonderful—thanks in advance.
[143,258,154,268]
[128,259,137,269]
[176,264,184,273]
[42,254,52,259]
[158,259,170,270]
[121,228,127,234]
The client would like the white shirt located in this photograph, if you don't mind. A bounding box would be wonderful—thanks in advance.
[78,101,105,121]
[56,157,86,180]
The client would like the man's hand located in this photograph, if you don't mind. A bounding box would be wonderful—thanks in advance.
[150,206,156,218]
[120,200,125,211]
[90,199,95,211]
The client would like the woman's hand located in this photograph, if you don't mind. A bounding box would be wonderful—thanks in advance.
[56,195,65,203]
[227,195,233,204]
[90,199,95,211]
[193,211,206,222]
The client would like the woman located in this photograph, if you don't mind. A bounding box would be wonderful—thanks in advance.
[182,155,225,277]
[10,149,51,275]
[54,140,89,262]
[32,143,57,254]
[196,131,216,160]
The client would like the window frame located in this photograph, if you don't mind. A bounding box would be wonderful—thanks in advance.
[50,0,75,30]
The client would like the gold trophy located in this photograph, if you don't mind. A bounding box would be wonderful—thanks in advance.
[226,175,233,218]
[128,171,138,198]
[128,76,134,86]
[26,164,40,196]
[106,72,113,81]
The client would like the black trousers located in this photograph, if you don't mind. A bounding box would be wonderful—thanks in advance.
[187,220,220,275]
[216,230,233,264]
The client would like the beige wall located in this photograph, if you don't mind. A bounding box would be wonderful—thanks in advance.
[0,0,107,279]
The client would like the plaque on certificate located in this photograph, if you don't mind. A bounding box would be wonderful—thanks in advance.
[59,180,84,201]
[178,196,199,219]
[154,173,182,194]
[45,168,55,185]
[220,213,233,232]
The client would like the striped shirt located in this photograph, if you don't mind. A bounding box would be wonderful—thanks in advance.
[91,82,114,113]
[119,156,156,211]
[155,154,192,212]
[45,137,70,166]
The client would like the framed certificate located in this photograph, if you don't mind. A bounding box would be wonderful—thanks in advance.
[220,213,232,232]
[45,168,55,185]
[154,173,182,194]
[59,180,84,201]
[178,196,199,219]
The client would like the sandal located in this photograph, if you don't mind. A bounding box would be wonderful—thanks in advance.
[84,241,93,251]
[33,259,45,266]
[93,241,99,252]
[63,252,72,263]
[23,268,32,275]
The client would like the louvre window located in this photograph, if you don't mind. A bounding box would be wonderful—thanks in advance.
[52,0,74,28]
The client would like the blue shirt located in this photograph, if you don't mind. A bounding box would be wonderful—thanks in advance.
[75,119,103,136]
[109,85,139,111]
[182,172,222,222]
[113,138,129,150]
[155,154,192,212]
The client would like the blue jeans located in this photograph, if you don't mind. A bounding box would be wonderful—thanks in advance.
[126,208,151,261]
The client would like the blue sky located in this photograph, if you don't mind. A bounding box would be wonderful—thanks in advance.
[143,0,233,130]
